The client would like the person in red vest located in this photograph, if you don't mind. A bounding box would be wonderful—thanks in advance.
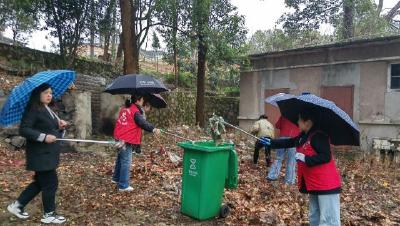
[267,116,300,184]
[261,107,341,226]
[112,94,161,192]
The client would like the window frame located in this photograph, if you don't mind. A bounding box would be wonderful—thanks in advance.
[388,63,400,91]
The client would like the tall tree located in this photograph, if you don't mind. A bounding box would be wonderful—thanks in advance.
[192,0,212,127]
[120,0,135,73]
[99,0,117,61]
[119,0,156,74]
[152,31,160,71]
[0,0,39,44]
[89,0,96,58]
[247,29,332,54]
[155,0,189,86]
[343,0,355,39]
[40,0,90,62]
[280,0,400,40]
[154,0,246,126]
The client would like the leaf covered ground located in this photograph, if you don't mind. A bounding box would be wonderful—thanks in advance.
[0,127,399,225]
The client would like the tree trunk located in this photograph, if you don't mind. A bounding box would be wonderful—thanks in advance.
[173,46,178,86]
[196,34,207,127]
[103,0,116,62]
[172,0,179,87]
[120,0,137,74]
[49,1,65,57]
[103,35,111,61]
[89,0,95,58]
[132,41,140,73]
[131,3,140,73]
[194,0,211,127]
[115,33,123,66]
[377,0,384,15]
[342,0,354,39]
[110,7,118,61]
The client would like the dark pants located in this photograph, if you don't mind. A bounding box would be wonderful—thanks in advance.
[17,170,58,213]
[254,140,272,167]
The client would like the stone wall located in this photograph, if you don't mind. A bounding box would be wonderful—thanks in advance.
[100,91,240,135]
[61,91,92,139]
[74,74,107,134]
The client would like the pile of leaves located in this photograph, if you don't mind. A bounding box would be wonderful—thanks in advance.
[0,71,25,94]
[0,127,399,225]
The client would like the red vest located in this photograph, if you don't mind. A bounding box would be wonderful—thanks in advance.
[113,104,142,144]
[296,132,341,191]
[275,116,300,138]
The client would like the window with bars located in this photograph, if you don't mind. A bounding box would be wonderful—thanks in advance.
[391,64,400,89]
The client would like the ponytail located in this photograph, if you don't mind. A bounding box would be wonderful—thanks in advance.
[125,93,143,108]
[125,99,132,108]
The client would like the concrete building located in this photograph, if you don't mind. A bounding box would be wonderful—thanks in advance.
[239,35,400,151]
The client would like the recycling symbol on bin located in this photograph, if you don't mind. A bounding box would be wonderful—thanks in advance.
[190,159,196,170]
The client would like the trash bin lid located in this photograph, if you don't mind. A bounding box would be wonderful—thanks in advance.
[177,141,234,152]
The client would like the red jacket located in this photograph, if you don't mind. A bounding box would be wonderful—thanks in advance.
[113,104,142,144]
[297,132,341,192]
[275,116,300,138]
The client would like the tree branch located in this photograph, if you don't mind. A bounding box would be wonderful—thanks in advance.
[385,0,400,21]
[150,22,194,38]
[377,0,384,15]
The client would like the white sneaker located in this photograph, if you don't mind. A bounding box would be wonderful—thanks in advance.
[111,179,117,184]
[118,186,134,192]
[7,201,29,219]
[41,212,66,224]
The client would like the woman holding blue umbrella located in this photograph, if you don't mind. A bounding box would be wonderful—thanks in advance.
[2,70,75,224]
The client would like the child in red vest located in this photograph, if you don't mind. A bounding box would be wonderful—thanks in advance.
[112,94,161,192]
[261,108,341,226]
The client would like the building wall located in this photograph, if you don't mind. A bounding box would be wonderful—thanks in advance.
[239,72,262,129]
[240,61,400,150]
[289,67,322,96]
[240,38,400,150]
[321,64,361,121]
[359,62,387,122]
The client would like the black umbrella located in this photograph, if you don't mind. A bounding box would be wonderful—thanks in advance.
[268,93,360,146]
[147,93,167,108]
[104,74,169,95]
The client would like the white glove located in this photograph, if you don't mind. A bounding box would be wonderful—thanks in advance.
[295,153,306,162]
[114,140,126,150]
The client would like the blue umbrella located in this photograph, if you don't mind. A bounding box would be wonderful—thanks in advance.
[265,93,295,107]
[271,93,360,146]
[0,70,76,127]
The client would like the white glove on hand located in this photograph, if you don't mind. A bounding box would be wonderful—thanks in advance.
[115,140,126,150]
[295,153,306,163]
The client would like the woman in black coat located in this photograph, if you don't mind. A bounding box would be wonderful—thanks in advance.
[7,83,67,224]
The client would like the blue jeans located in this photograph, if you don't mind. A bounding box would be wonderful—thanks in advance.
[267,145,296,184]
[309,194,341,226]
[112,145,133,189]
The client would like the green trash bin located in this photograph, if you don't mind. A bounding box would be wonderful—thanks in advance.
[178,141,238,220]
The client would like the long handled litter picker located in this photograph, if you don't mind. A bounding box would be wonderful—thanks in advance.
[221,121,263,142]
[56,138,115,144]
[161,129,194,143]
[209,114,264,142]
